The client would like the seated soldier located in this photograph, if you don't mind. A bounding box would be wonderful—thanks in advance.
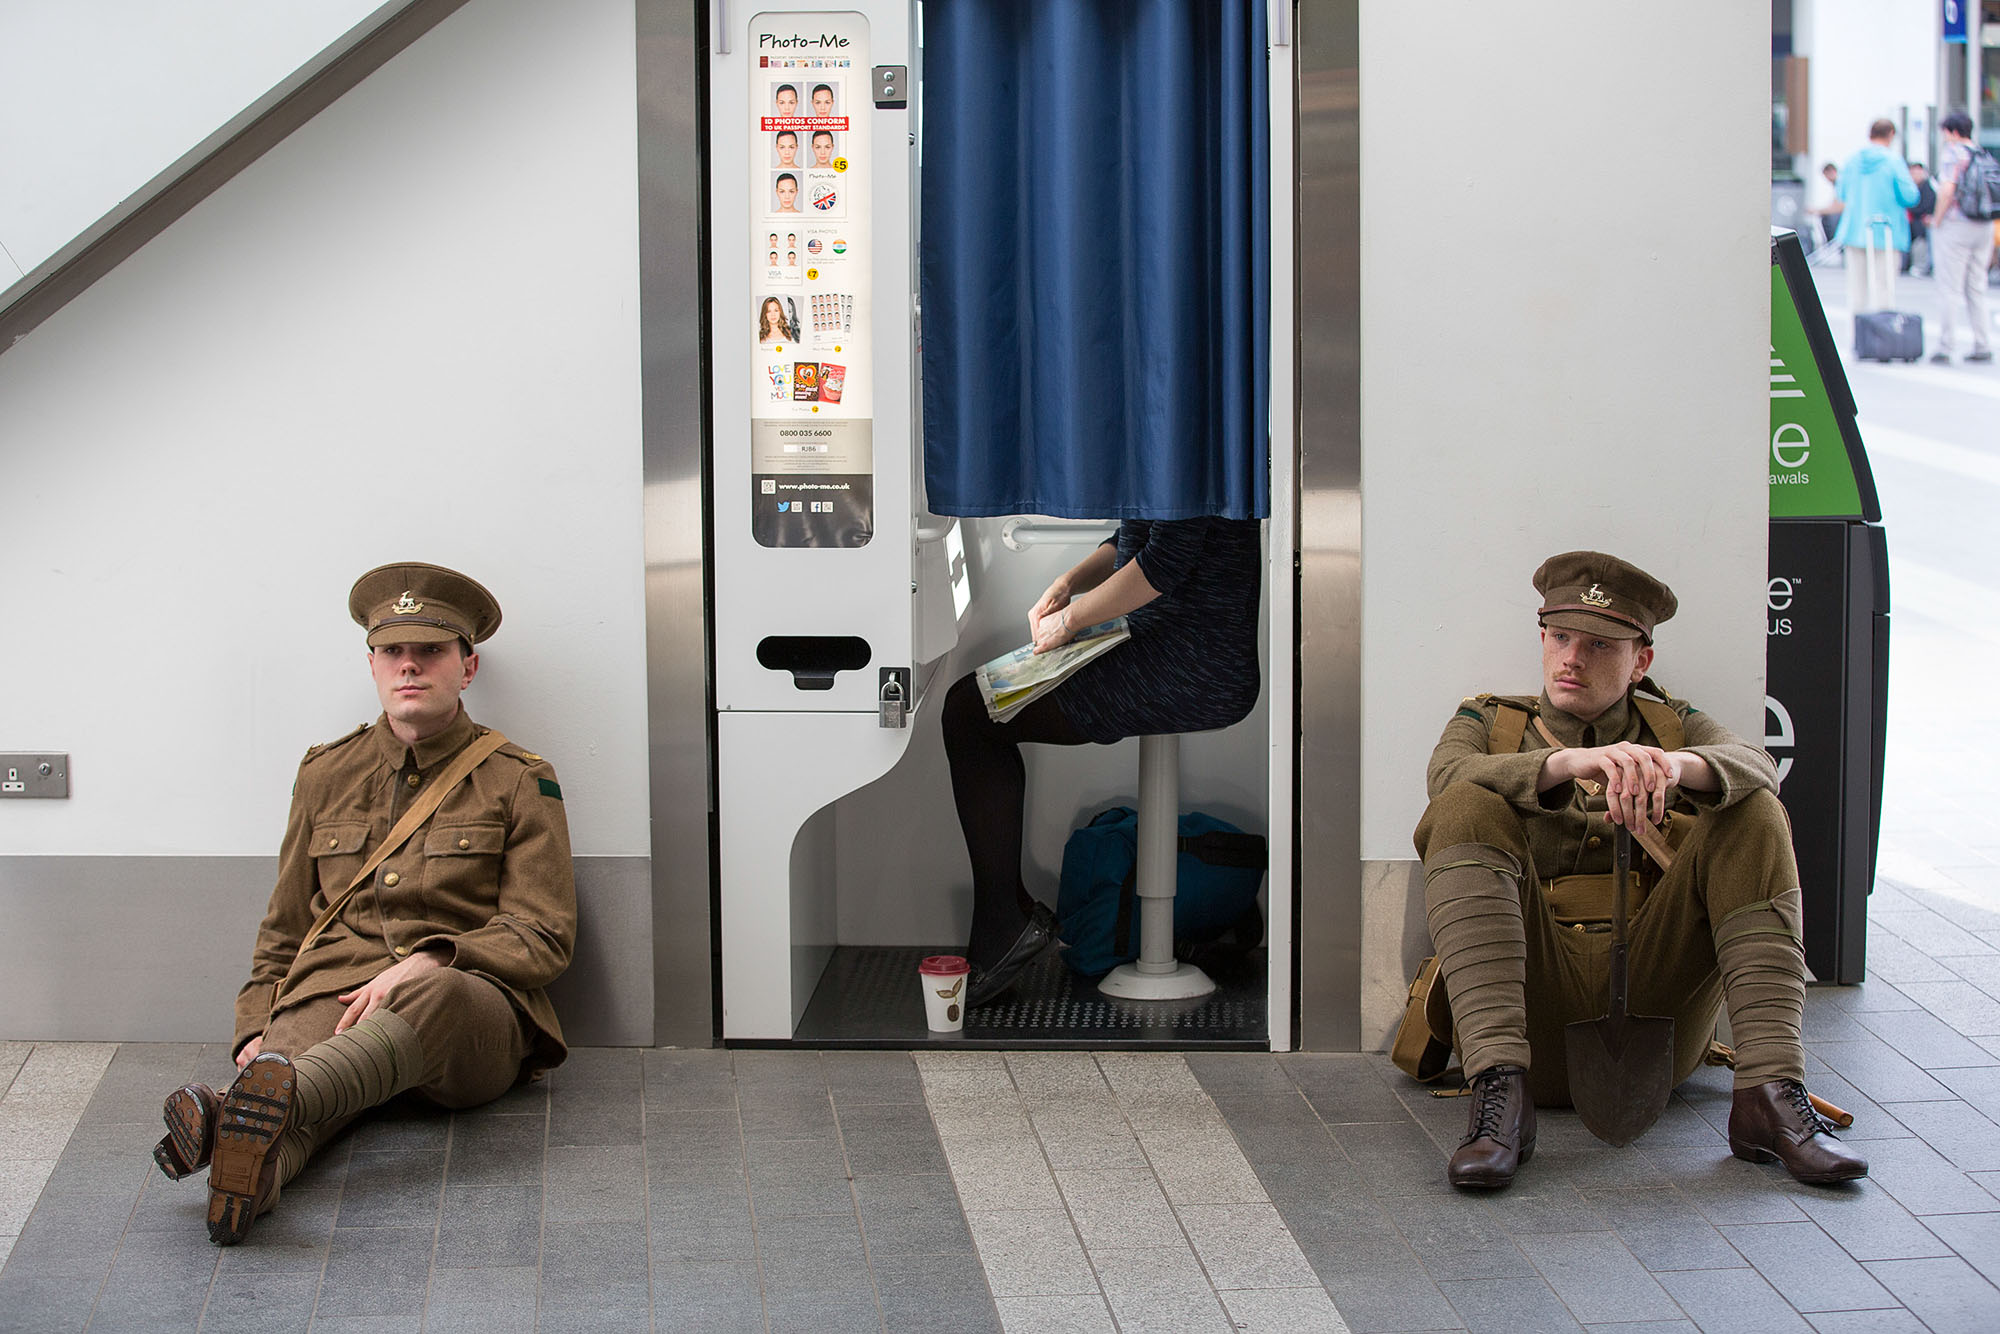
[1415,551,1865,1190]
[151,563,577,1244]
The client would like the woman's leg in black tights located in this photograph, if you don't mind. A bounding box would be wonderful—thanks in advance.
[940,672,1092,969]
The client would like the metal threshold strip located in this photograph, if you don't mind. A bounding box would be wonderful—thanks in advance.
[0,0,469,357]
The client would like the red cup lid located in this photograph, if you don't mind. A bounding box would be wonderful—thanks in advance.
[919,954,970,976]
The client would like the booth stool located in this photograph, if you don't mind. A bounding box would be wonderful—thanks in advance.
[1099,733,1218,1001]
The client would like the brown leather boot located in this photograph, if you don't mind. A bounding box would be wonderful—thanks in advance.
[153,1082,219,1180]
[1448,1064,1535,1189]
[1729,1079,1868,1185]
[207,1054,295,1245]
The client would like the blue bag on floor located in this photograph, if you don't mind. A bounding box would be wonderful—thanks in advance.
[1054,806,1268,978]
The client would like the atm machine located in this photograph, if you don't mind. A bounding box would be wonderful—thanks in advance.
[707,1,1298,1048]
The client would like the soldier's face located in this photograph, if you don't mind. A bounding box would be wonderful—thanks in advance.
[1541,628,1651,722]
[371,640,479,742]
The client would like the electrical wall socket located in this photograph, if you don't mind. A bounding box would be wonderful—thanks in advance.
[1,754,69,798]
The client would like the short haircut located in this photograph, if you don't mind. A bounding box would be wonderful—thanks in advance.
[776,172,798,186]
[1943,112,1975,138]
[1869,118,1896,141]
[812,130,834,146]
[812,83,833,98]
[775,129,797,144]
[776,83,797,97]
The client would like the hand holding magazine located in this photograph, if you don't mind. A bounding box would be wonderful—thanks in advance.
[975,618,1130,724]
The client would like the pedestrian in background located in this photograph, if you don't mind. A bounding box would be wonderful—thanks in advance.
[1832,120,1918,314]
[1929,113,1995,365]
[1807,162,1843,252]
[1904,163,1935,276]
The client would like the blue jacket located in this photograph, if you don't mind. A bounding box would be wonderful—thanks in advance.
[1833,144,1919,251]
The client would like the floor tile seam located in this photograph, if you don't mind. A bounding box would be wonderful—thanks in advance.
[1107,1055,1313,1310]
[1512,1223,1692,1328]
[930,1062,1110,1312]
[527,1074,554,1332]
[825,1068,895,1331]
[727,1057,778,1333]
[635,1066,660,1333]
[415,1109,457,1334]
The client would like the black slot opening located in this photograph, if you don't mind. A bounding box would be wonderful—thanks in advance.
[756,636,872,690]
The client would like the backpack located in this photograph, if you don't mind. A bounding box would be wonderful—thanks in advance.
[1054,807,1267,978]
[1956,147,2000,222]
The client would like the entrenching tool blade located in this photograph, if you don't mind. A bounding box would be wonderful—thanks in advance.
[1565,826,1675,1146]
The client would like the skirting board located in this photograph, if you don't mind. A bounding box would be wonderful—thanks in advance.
[1361,858,1429,1052]
[0,854,652,1045]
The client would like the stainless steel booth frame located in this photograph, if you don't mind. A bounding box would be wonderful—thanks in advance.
[635,0,1363,1050]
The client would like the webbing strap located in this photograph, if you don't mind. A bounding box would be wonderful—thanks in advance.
[1487,702,1530,756]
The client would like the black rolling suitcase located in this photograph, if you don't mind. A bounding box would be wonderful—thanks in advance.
[1855,310,1923,362]
[1852,217,1923,363]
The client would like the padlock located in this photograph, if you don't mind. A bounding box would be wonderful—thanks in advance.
[878,674,908,729]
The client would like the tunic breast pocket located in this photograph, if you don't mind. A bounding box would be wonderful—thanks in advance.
[422,821,507,924]
[307,821,371,893]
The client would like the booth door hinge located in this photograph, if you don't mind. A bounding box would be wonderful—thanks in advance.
[878,668,911,728]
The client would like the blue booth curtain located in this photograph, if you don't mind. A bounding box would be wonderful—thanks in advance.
[920,0,1270,520]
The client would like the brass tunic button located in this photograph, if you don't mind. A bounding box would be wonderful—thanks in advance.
[393,945,410,957]
[383,871,400,887]
[1588,835,1603,849]
[458,837,471,850]
[407,774,422,789]
[327,836,339,848]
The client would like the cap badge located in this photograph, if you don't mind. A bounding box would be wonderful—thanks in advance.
[391,591,425,616]
[1580,583,1612,608]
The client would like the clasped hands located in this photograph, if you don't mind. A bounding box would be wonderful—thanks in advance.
[1028,578,1077,655]
[1541,742,1711,831]
[237,949,445,1069]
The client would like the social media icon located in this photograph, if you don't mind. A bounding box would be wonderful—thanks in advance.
[777,501,790,512]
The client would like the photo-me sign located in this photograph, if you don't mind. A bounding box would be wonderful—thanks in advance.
[1766,231,1889,984]
[749,13,874,548]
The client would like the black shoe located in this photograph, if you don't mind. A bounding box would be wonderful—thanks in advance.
[1931,352,1952,364]
[1968,350,1994,363]
[966,903,1056,1008]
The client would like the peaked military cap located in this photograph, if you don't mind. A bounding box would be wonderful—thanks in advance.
[1533,551,1677,642]
[349,562,502,647]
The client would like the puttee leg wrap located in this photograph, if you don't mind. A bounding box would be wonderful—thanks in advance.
[1714,888,1808,1088]
[1425,843,1530,1079]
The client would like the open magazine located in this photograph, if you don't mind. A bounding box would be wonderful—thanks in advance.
[974,617,1130,723]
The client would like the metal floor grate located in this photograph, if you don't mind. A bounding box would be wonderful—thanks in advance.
[785,944,1268,1049]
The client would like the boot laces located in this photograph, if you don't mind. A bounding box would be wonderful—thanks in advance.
[1464,1068,1513,1143]
[1781,1079,1833,1137]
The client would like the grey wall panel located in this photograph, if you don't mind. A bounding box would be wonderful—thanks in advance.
[0,855,652,1045]
[637,0,718,1047]
[1295,0,1362,1049]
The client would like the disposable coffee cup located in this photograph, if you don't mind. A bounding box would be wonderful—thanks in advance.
[919,955,971,1032]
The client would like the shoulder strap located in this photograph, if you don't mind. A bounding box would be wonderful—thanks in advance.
[1632,696,1684,751]
[272,729,510,1004]
[1531,711,1679,871]
[1486,701,1531,756]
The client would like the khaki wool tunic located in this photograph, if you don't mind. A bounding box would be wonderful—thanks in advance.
[233,707,577,1075]
[1425,684,1780,884]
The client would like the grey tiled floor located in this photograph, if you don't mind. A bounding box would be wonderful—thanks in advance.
[8,272,2000,1332]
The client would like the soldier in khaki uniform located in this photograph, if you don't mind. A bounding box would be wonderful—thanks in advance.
[151,563,577,1244]
[1416,552,1865,1190]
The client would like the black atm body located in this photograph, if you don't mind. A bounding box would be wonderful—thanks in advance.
[1766,230,1890,985]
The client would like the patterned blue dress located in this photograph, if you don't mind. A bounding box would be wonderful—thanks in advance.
[1055,517,1263,744]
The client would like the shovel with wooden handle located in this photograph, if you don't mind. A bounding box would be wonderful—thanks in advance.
[1565,826,1675,1146]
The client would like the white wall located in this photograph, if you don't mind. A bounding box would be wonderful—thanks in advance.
[1803,0,1939,173]
[0,0,390,290]
[0,0,649,858]
[1358,1,1772,859]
